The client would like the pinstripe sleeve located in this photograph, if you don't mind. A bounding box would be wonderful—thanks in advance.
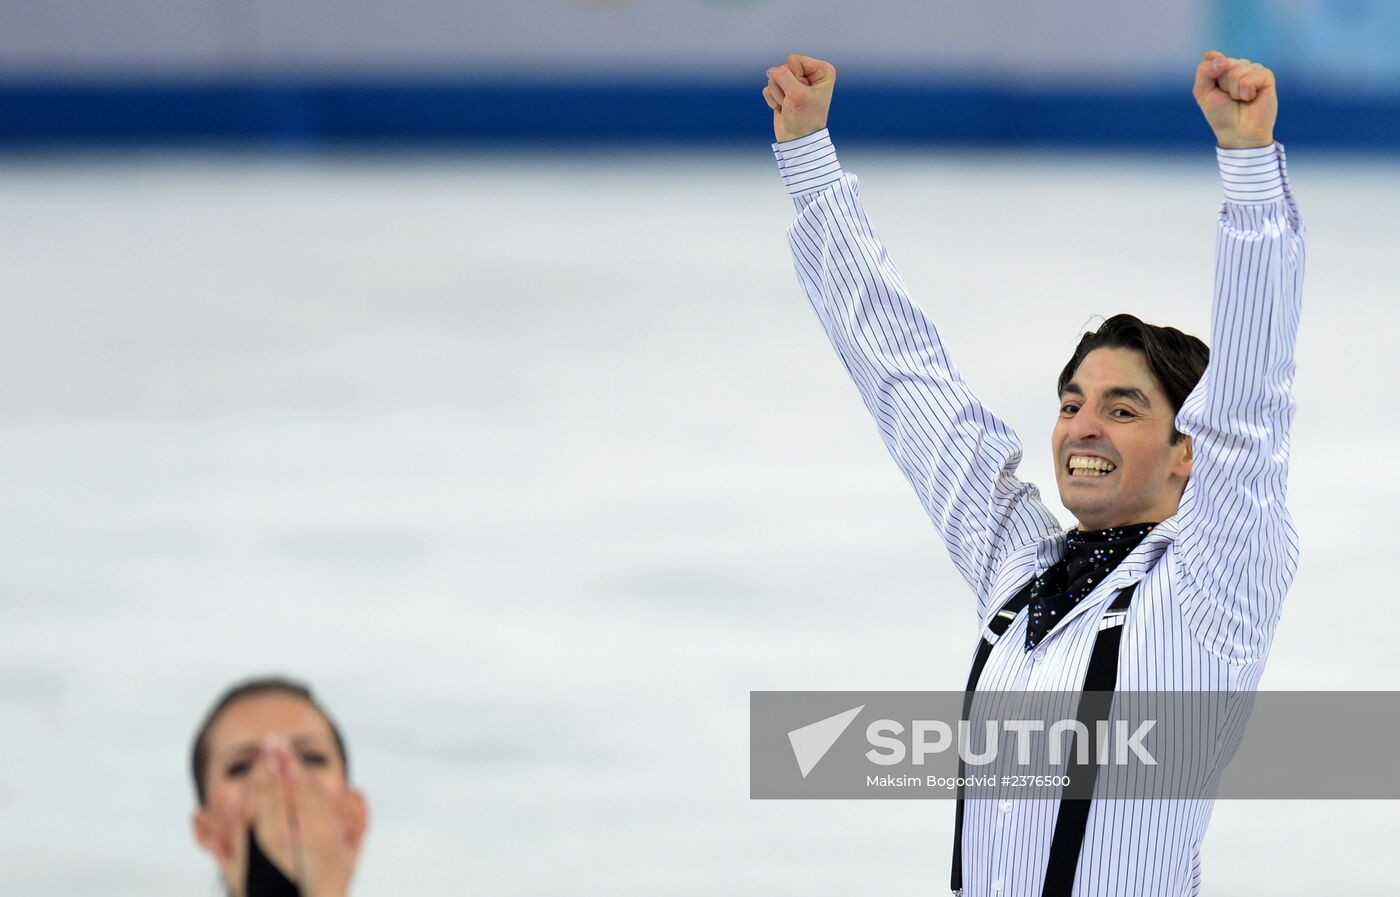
[1174,142,1305,665]
[775,130,1062,612]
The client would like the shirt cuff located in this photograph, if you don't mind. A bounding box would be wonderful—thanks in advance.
[773,128,844,197]
[1217,143,1287,203]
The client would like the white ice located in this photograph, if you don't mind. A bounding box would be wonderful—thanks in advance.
[1,144,1396,895]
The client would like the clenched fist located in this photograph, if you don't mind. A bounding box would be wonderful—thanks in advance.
[1193,50,1277,149]
[762,54,836,143]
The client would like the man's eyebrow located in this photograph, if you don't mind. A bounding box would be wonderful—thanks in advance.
[1059,382,1153,406]
[1102,386,1152,406]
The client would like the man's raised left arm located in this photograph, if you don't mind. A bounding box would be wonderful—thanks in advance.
[1175,51,1306,665]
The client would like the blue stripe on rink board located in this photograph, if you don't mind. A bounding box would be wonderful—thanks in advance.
[3,81,1400,147]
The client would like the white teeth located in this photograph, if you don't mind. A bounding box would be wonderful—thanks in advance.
[1068,455,1116,473]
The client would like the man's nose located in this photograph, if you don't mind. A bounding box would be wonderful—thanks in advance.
[1066,405,1104,441]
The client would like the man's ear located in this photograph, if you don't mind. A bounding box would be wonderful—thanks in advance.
[1175,433,1194,478]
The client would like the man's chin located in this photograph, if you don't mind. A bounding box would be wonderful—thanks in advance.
[1060,494,1112,524]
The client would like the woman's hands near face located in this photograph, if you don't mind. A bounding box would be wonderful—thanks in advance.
[247,737,299,879]
[244,736,366,897]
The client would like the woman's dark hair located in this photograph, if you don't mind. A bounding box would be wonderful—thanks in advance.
[190,676,349,806]
[1056,313,1210,445]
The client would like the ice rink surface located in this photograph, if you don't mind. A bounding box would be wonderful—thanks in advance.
[2,144,1397,894]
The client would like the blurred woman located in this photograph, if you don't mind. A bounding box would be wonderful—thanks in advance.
[190,677,368,897]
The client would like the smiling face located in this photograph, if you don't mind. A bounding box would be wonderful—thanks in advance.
[1052,347,1194,531]
[191,691,365,890]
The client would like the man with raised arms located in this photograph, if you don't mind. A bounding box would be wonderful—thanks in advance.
[763,51,1304,896]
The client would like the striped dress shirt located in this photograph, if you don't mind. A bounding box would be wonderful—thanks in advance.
[774,130,1305,897]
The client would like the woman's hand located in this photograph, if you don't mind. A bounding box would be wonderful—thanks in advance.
[245,736,366,897]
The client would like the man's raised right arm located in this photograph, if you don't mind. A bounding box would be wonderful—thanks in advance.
[765,56,1062,613]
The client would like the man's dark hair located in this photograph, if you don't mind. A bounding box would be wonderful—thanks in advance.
[1056,313,1210,445]
[190,675,349,806]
